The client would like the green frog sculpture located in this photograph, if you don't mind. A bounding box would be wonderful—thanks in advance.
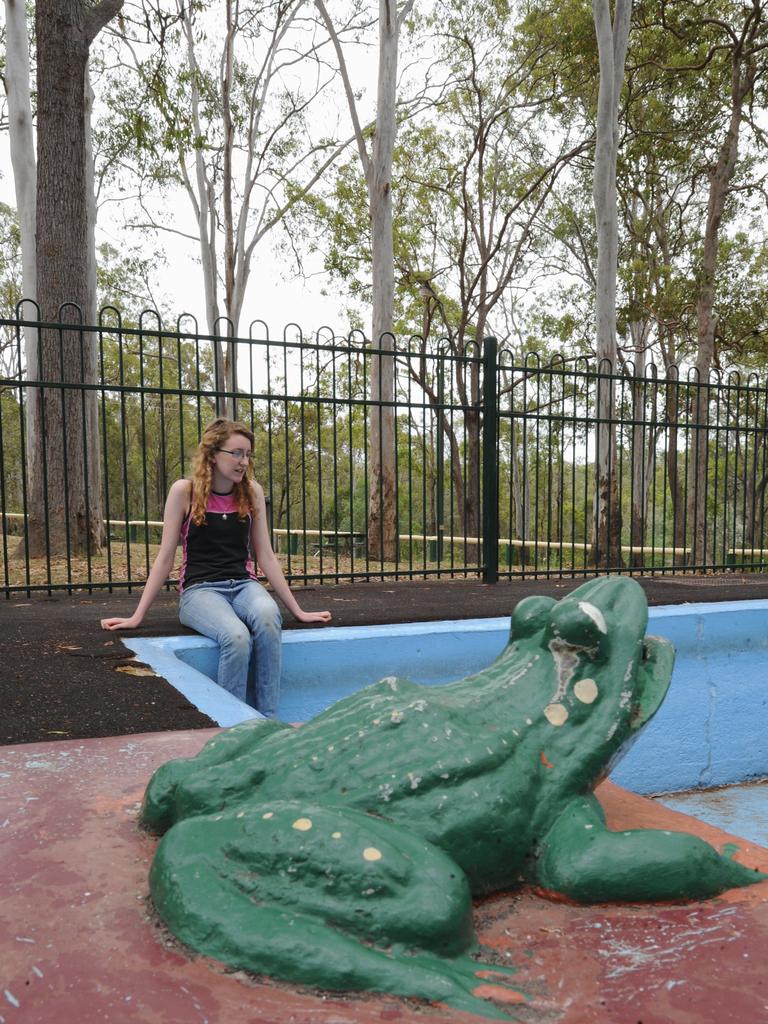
[141,576,765,1018]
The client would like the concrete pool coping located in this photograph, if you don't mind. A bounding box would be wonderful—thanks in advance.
[122,616,511,728]
[5,727,768,1024]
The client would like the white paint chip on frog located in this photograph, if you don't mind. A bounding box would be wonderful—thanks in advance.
[544,703,569,726]
[579,601,607,634]
[574,678,599,704]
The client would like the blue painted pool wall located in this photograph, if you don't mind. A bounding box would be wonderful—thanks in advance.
[122,635,265,728]
[610,601,768,794]
[174,619,510,724]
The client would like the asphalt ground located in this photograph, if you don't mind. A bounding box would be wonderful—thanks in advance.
[4,572,768,746]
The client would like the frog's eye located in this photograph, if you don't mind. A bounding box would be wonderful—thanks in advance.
[548,599,609,657]
[510,596,556,641]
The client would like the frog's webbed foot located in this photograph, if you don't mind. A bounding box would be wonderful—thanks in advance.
[140,717,292,833]
[534,795,767,903]
[393,953,525,1019]
[150,800,527,1019]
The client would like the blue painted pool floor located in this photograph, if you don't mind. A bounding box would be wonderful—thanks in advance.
[656,779,768,848]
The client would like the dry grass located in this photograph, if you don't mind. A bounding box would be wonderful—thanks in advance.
[1,539,163,590]
[0,534,467,591]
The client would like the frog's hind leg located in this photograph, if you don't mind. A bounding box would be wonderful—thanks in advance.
[140,717,292,833]
[150,799,525,1019]
[534,794,766,903]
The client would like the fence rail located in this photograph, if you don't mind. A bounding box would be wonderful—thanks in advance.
[2,308,768,596]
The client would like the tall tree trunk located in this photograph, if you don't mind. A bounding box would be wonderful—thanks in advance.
[627,320,650,567]
[653,230,688,565]
[5,0,36,309]
[628,387,644,568]
[589,0,630,568]
[687,61,754,567]
[26,0,121,559]
[315,0,415,562]
[82,60,105,545]
[366,0,400,562]
[511,416,530,567]
[180,7,233,418]
[463,311,486,562]
[220,0,238,417]
[743,426,767,555]
[465,407,480,547]
[5,0,39,557]
[662,359,687,564]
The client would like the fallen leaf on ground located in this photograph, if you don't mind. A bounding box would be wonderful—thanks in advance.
[115,664,157,677]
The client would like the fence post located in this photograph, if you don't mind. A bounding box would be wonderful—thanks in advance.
[482,336,499,583]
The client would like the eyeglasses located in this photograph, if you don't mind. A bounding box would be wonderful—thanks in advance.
[215,447,254,463]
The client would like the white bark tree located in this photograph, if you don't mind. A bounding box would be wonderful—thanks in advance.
[4,0,36,314]
[315,0,416,561]
[685,0,766,567]
[3,0,40,539]
[389,14,588,552]
[110,0,353,417]
[590,0,631,567]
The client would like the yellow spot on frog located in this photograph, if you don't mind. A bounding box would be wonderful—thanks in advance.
[363,847,383,861]
[292,818,313,831]
[262,811,273,819]
[544,703,569,726]
[331,831,342,839]
[574,678,599,704]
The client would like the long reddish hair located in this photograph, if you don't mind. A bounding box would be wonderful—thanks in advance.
[189,418,256,526]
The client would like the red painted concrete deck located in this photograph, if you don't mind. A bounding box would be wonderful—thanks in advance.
[3,729,768,1024]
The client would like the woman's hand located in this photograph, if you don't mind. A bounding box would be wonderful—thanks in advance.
[294,609,332,625]
[100,615,143,631]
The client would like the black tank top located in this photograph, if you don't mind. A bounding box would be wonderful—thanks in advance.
[179,490,257,591]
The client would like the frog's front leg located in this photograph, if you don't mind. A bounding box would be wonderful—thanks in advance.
[534,795,766,903]
[150,800,525,1019]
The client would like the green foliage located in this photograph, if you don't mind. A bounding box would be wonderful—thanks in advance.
[293,0,586,360]
[511,0,768,372]
[0,204,24,360]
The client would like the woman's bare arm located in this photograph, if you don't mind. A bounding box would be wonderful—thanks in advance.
[249,482,331,624]
[100,479,191,631]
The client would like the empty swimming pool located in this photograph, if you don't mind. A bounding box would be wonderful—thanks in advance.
[123,598,768,804]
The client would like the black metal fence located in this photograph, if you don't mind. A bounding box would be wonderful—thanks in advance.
[2,307,768,596]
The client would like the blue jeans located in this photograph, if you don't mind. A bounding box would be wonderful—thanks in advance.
[178,579,282,716]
